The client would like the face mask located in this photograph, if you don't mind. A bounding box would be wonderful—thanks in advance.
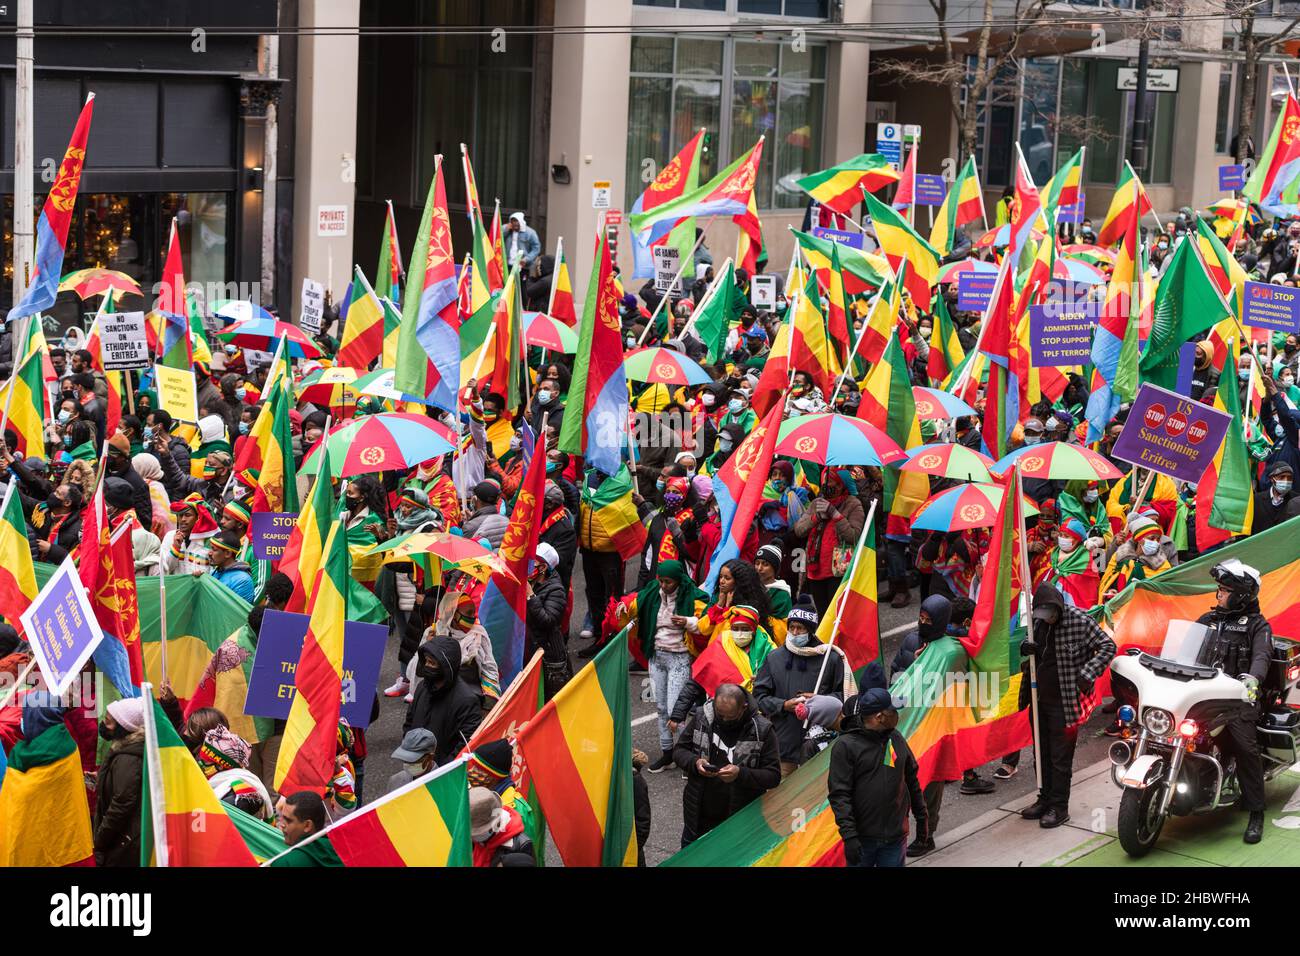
[99,721,126,742]
[664,492,685,509]
[202,465,218,480]
[655,479,666,492]
[235,387,247,401]
[787,630,810,648]
[1141,539,1160,557]
[46,492,66,512]
[728,399,744,414]
[1276,424,1287,439]
[62,435,72,447]
[546,462,560,475]
[403,762,427,777]
[683,466,696,479]
[346,494,362,510]
[625,335,636,349]
[718,439,733,453]
[224,344,237,355]
[537,390,553,405]
[1283,376,1296,387]
[57,410,72,424]
[1057,536,1077,553]
[771,478,786,492]
[142,426,154,442]
[482,410,499,423]
[1083,490,1099,504]
[1024,434,1042,445]
[1276,479,1293,495]
[730,628,754,648]
[1239,368,1251,382]
[701,393,716,407]
[918,326,932,339]
[509,436,522,452]
[238,421,250,435]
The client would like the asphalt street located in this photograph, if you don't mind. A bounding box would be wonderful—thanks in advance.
[358,554,1114,866]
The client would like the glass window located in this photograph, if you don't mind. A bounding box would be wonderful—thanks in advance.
[1057,58,1088,163]
[1018,59,1061,186]
[738,0,829,14]
[775,69,823,207]
[1148,91,1176,184]
[734,41,779,79]
[163,192,231,298]
[678,38,724,76]
[626,76,673,204]
[631,36,674,74]
[1085,60,1125,184]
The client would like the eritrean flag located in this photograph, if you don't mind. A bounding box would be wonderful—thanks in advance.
[702,403,784,592]
[862,191,938,308]
[79,482,145,698]
[271,759,471,867]
[375,198,405,306]
[515,636,637,867]
[9,94,94,322]
[0,483,37,634]
[930,154,984,257]
[629,138,764,246]
[394,154,460,412]
[556,230,626,475]
[1243,91,1300,216]
[1008,149,1044,267]
[478,408,549,686]
[796,152,899,216]
[155,218,194,370]
[630,128,706,280]
[275,513,350,797]
[280,441,337,614]
[140,687,258,866]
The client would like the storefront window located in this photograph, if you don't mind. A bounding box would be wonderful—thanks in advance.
[1019,58,1062,186]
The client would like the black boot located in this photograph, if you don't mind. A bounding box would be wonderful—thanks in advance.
[1039,807,1070,828]
[1020,799,1050,820]
[906,836,935,858]
[1244,810,1264,844]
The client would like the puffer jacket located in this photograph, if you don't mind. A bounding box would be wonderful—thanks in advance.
[93,733,145,867]
[525,571,568,663]
[672,696,781,837]
[463,507,509,550]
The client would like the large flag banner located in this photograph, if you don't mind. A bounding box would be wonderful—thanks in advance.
[9,94,94,321]
[1243,92,1300,217]
[0,724,94,866]
[629,129,706,279]
[703,403,784,591]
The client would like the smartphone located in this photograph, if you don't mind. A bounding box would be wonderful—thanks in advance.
[702,762,721,774]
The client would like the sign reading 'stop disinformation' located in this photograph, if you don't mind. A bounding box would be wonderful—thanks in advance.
[1242,279,1300,334]
[1110,383,1233,484]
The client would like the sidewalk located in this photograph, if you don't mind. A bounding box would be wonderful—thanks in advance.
[912,759,1300,867]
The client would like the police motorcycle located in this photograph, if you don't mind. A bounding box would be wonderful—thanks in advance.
[1106,594,1300,857]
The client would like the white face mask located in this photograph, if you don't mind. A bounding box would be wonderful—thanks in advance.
[1083,490,1099,504]
[730,628,754,648]
[1141,539,1161,557]
[701,393,716,407]
[403,762,427,776]
[1057,536,1077,553]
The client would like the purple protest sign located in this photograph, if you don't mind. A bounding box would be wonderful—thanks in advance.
[914,175,946,207]
[243,609,387,728]
[18,557,104,696]
[250,511,297,561]
[1242,279,1300,334]
[1028,301,1096,367]
[1218,165,1245,191]
[1175,340,1198,399]
[1110,383,1232,483]
[811,226,864,250]
[957,271,995,311]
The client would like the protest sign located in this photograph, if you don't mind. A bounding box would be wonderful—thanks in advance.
[300,278,325,335]
[1111,383,1233,483]
[155,363,199,423]
[18,558,105,697]
[1242,279,1300,334]
[810,226,864,250]
[653,246,681,294]
[750,274,776,309]
[249,512,297,561]
[98,310,149,370]
[244,609,387,728]
[914,175,946,206]
[957,271,995,311]
[1028,301,1096,366]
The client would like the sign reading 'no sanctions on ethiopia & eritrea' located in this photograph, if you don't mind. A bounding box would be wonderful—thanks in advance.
[1110,383,1232,484]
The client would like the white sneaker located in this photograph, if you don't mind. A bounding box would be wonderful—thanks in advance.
[579,628,593,641]
[404,691,414,703]
[383,677,410,698]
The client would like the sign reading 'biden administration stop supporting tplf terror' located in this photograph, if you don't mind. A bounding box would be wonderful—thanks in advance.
[18,558,105,697]
[1110,383,1233,484]
[1029,300,1097,367]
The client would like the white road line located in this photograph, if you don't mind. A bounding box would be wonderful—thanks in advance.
[632,713,658,727]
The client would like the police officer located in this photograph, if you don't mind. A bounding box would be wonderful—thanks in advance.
[1195,560,1272,844]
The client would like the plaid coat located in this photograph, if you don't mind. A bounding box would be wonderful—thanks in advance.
[1037,604,1116,725]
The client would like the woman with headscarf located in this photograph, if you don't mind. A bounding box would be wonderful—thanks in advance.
[195,725,273,820]
[792,467,866,618]
[668,603,776,730]
[634,559,710,772]
[1039,517,1103,609]
[132,452,174,539]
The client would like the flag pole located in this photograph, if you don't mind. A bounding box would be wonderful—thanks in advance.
[676,256,733,345]
[636,219,715,347]
[158,574,169,686]
[829,289,880,406]
[804,499,877,729]
[1012,462,1043,793]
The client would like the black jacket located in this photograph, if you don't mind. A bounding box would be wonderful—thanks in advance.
[110,463,155,530]
[1196,601,1272,684]
[1252,486,1295,535]
[672,697,781,838]
[635,506,694,590]
[93,734,145,867]
[828,724,927,845]
[157,440,225,513]
[30,507,83,565]
[538,508,578,591]
[633,768,651,867]
[752,646,845,764]
[403,636,484,764]
[525,571,568,662]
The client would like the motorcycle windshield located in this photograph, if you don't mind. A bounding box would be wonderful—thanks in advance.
[1158,619,1211,664]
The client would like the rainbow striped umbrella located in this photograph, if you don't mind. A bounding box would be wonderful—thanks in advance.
[524,311,578,353]
[301,412,456,477]
[219,318,321,359]
[775,413,906,467]
[370,532,516,583]
[911,386,977,421]
[1061,243,1115,268]
[936,259,996,285]
[901,442,995,482]
[911,482,1040,532]
[352,367,434,404]
[623,347,713,386]
[1051,257,1106,286]
[993,441,1123,481]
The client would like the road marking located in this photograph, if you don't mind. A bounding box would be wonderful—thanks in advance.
[882,622,912,638]
[632,713,658,727]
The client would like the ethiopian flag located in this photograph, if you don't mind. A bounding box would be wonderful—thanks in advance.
[141,687,258,866]
[858,330,927,538]
[1097,161,1152,248]
[930,155,984,257]
[235,336,299,515]
[338,266,385,370]
[796,153,900,216]
[0,482,37,631]
[815,518,881,675]
[862,190,939,308]
[790,228,890,295]
[275,513,350,797]
[578,464,647,561]
[0,724,94,867]
[0,346,45,462]
[515,636,637,867]
[272,759,471,867]
[280,441,337,614]
[548,237,577,326]
[1197,351,1254,550]
[928,293,965,384]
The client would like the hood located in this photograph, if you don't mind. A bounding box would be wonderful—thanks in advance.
[917,594,952,643]
[1031,583,1065,624]
[419,634,463,679]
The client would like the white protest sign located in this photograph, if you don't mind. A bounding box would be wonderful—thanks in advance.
[300,278,325,336]
[750,274,777,309]
[98,310,149,370]
[654,246,681,294]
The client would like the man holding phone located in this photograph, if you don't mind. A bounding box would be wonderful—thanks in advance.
[671,683,781,847]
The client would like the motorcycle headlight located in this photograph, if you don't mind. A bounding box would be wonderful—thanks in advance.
[1143,707,1174,736]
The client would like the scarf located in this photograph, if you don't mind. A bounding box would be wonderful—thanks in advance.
[783,640,858,698]
[635,559,708,662]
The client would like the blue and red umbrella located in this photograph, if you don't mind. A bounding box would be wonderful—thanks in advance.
[912,386,977,421]
[775,413,907,467]
[301,412,456,477]
[219,318,321,359]
[911,482,1040,532]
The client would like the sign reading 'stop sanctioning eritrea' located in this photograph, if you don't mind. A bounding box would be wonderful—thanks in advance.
[1110,383,1232,484]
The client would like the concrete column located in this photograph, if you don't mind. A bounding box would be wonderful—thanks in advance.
[545,0,632,304]
[291,0,360,321]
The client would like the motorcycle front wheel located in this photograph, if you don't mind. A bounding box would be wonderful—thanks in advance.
[1118,784,1167,857]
